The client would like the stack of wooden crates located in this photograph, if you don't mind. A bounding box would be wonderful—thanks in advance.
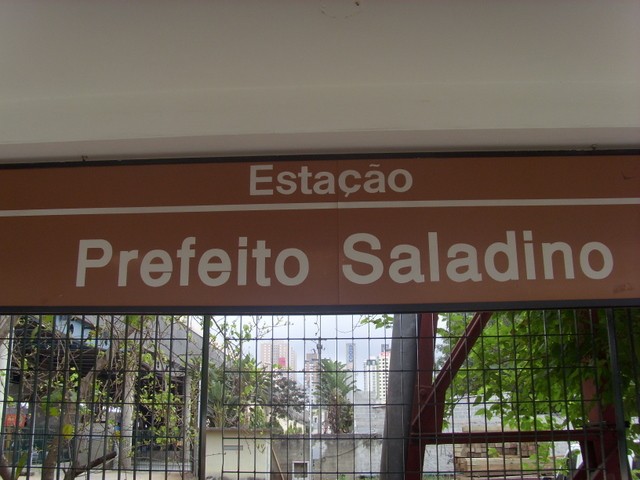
[454,427,555,479]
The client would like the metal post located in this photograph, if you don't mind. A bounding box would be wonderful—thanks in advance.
[308,385,313,479]
[198,315,211,480]
[309,338,323,478]
[316,338,323,437]
[605,309,631,480]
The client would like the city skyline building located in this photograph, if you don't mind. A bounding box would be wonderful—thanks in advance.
[377,346,391,403]
[363,357,378,400]
[260,341,297,371]
[345,342,355,370]
[304,350,320,394]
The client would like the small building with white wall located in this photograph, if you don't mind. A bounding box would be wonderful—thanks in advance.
[205,429,271,480]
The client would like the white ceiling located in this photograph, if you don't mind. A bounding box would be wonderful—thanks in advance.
[1,0,639,163]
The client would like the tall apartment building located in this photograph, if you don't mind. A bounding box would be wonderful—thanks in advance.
[304,350,320,394]
[377,344,391,403]
[363,357,378,400]
[260,341,297,371]
[345,342,355,370]
[362,344,392,403]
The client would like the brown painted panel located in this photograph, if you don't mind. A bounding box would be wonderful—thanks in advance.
[0,155,638,310]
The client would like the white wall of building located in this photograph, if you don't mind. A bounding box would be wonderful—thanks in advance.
[205,429,271,480]
[1,0,638,163]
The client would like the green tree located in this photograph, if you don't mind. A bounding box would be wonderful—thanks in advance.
[315,359,356,434]
[206,316,305,430]
[0,314,199,480]
[444,310,639,449]
[116,315,195,468]
[207,353,269,428]
[207,316,263,427]
[0,315,117,480]
[266,369,306,430]
[363,309,640,455]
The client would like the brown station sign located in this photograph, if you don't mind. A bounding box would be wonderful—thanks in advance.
[0,154,638,311]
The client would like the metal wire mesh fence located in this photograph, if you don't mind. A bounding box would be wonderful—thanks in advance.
[0,315,200,480]
[0,310,637,480]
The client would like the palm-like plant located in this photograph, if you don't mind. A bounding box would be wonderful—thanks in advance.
[315,359,356,433]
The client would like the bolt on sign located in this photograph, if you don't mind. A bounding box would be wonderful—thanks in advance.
[0,154,638,312]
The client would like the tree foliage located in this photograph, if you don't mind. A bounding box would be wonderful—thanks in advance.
[267,370,306,428]
[206,317,305,430]
[2,315,116,480]
[315,359,356,434]
[442,310,638,437]
[0,314,198,480]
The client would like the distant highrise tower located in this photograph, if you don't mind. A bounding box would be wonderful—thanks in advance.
[260,341,297,371]
[345,343,356,371]
[363,357,378,399]
[377,349,391,403]
[304,350,320,393]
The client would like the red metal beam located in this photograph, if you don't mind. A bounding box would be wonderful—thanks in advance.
[404,313,438,479]
[405,312,493,480]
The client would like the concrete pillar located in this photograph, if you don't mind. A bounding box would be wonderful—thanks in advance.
[380,314,418,480]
